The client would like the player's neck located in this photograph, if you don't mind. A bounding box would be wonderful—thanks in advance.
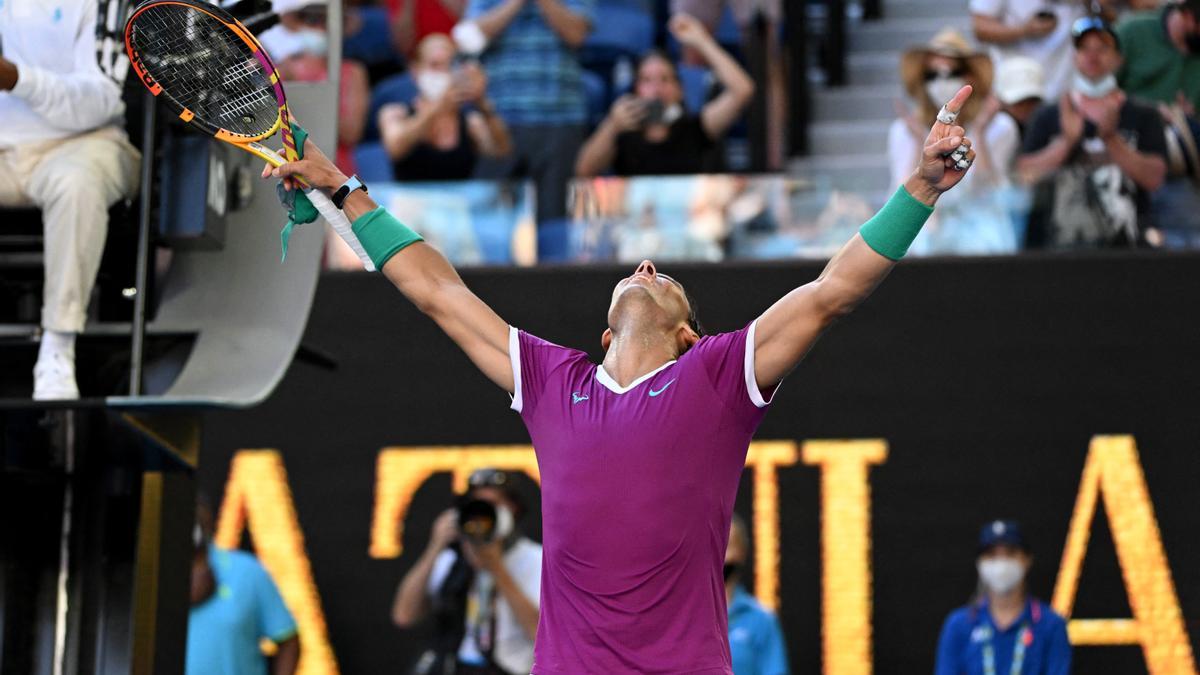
[601,330,677,387]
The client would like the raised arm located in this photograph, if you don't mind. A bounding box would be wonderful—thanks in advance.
[533,0,592,49]
[270,140,514,393]
[668,14,755,140]
[752,86,977,388]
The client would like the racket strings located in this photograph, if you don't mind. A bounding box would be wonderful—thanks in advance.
[130,4,278,137]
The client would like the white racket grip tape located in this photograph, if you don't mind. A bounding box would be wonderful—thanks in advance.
[306,189,377,272]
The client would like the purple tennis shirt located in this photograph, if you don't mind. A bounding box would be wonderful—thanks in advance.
[508,321,777,674]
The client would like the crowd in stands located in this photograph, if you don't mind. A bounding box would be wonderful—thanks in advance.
[885,0,1200,253]
[266,0,765,263]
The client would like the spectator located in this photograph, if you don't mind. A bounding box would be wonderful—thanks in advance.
[934,520,1071,675]
[891,29,1018,254]
[991,55,1047,141]
[1116,0,1200,247]
[575,14,754,177]
[725,514,789,675]
[392,468,541,675]
[670,0,786,170]
[259,0,371,174]
[1017,17,1167,248]
[187,498,299,675]
[457,0,594,261]
[377,34,512,181]
[1117,0,1200,111]
[0,0,140,400]
[971,0,1090,99]
[389,0,465,57]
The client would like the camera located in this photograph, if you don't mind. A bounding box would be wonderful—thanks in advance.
[457,497,514,543]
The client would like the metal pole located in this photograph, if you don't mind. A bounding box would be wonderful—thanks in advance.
[130,91,157,396]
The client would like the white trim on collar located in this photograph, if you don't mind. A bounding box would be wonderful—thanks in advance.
[595,360,677,394]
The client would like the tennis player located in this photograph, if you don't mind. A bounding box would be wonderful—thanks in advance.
[270,87,977,673]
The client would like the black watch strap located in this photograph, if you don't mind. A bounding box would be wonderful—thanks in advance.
[332,174,368,209]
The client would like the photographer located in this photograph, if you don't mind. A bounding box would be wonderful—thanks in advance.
[574,13,755,177]
[392,469,541,675]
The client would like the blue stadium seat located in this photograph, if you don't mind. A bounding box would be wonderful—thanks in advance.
[581,69,610,128]
[677,63,710,114]
[580,4,654,93]
[365,73,417,141]
[354,142,396,183]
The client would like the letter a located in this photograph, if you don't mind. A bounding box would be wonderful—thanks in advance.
[1051,435,1196,674]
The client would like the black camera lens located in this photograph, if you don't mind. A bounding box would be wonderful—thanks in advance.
[457,498,498,541]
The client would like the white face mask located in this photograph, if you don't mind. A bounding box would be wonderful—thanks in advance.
[294,28,327,57]
[492,505,515,541]
[926,76,966,107]
[417,71,452,101]
[1073,72,1118,98]
[977,557,1026,595]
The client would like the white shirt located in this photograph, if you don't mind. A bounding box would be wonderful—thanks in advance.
[0,0,127,147]
[968,0,1086,99]
[428,538,542,675]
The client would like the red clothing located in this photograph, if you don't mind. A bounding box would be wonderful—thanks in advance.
[386,0,459,50]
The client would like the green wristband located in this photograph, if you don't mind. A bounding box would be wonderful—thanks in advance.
[858,186,934,261]
[350,207,424,270]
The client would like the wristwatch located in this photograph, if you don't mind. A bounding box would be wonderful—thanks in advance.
[332,174,368,209]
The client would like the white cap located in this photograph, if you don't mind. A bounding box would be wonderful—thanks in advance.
[272,0,325,15]
[993,56,1045,105]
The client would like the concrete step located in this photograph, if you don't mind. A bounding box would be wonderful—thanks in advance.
[849,17,972,52]
[812,84,904,122]
[879,0,971,20]
[845,51,904,86]
[807,118,892,157]
[791,154,892,194]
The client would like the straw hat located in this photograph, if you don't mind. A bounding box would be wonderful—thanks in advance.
[900,28,993,124]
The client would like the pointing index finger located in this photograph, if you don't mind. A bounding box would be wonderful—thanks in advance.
[943,85,973,115]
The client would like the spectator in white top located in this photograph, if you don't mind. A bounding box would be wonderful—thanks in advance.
[971,0,1092,99]
[0,0,140,400]
[392,468,541,675]
[890,29,1019,254]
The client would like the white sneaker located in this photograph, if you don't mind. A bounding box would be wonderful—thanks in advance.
[33,351,80,400]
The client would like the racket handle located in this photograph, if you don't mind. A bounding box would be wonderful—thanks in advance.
[307,189,377,272]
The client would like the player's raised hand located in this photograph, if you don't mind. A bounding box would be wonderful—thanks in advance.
[915,85,976,195]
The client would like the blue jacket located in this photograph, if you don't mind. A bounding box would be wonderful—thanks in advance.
[728,587,790,675]
[935,598,1071,675]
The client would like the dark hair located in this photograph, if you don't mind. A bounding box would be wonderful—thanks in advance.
[660,274,704,337]
[1183,0,1200,16]
[635,49,682,87]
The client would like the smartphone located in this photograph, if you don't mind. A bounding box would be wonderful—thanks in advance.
[642,99,666,126]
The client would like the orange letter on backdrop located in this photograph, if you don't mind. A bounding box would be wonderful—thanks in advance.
[803,440,888,675]
[1051,435,1196,674]
[216,450,339,675]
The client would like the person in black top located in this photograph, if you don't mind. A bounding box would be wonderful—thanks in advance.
[378,34,512,181]
[1016,17,1167,248]
[574,13,754,177]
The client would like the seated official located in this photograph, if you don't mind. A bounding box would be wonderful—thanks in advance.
[574,13,754,177]
[377,34,512,181]
[0,0,141,400]
[935,520,1071,675]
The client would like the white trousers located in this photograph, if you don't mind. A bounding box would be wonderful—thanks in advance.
[0,126,140,332]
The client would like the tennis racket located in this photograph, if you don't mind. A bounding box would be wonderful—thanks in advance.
[124,0,375,269]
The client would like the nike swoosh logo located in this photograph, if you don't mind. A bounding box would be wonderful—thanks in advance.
[648,379,676,397]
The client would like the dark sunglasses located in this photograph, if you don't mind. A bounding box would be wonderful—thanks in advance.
[924,68,966,81]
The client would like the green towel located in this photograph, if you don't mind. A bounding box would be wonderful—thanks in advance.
[277,123,318,262]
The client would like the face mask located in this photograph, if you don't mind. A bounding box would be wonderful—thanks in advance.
[417,71,452,101]
[492,505,515,541]
[1073,72,1118,98]
[723,562,741,582]
[1186,32,1200,54]
[926,76,966,107]
[293,28,327,57]
[977,557,1025,594]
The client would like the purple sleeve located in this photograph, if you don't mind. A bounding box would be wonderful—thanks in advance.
[509,327,587,417]
[689,320,779,423]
